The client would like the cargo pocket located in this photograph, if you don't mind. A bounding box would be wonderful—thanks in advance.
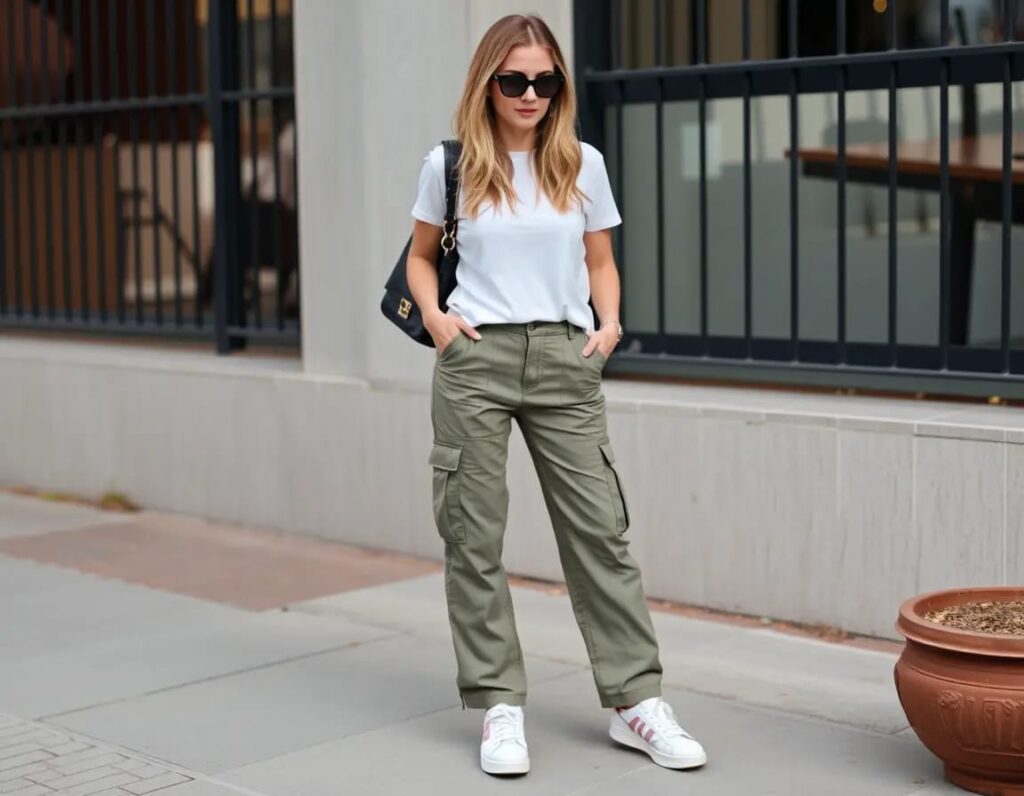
[598,440,630,534]
[429,442,466,543]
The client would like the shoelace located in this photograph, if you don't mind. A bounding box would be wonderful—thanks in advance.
[639,699,694,740]
[485,706,525,745]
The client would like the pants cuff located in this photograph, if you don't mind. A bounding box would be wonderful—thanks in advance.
[461,691,527,709]
[600,682,663,709]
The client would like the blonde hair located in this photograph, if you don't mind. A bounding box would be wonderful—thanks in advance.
[453,14,587,219]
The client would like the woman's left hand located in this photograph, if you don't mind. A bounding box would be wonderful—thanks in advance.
[582,326,618,360]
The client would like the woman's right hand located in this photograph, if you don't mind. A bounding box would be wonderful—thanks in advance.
[425,310,479,354]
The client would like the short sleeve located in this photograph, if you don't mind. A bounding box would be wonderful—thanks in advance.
[411,148,445,226]
[583,148,622,232]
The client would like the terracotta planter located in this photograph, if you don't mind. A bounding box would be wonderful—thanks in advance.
[895,587,1024,795]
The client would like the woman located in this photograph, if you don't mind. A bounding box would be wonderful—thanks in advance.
[406,14,707,777]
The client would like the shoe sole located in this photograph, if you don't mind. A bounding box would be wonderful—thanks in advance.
[609,715,707,770]
[480,753,530,775]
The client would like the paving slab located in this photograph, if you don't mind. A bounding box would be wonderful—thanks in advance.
[0,606,396,718]
[0,493,959,795]
[0,555,91,599]
[48,632,580,774]
[212,670,958,796]
[0,556,245,662]
[157,783,260,796]
[291,572,907,734]
[291,571,747,664]
[655,624,908,734]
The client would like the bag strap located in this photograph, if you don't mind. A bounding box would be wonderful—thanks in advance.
[440,139,462,256]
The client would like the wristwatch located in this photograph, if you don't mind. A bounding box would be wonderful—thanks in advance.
[605,320,624,341]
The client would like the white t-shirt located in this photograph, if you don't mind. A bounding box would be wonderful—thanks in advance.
[410,141,622,335]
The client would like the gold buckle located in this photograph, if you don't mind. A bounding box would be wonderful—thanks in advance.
[398,297,412,319]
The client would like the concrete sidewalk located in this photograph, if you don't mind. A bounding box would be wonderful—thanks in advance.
[0,490,959,795]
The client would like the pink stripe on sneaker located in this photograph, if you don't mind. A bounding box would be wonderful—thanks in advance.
[644,727,655,742]
[628,716,641,731]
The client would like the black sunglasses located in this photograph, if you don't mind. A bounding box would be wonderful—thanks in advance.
[491,70,564,99]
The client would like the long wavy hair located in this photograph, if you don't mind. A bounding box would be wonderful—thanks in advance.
[453,14,587,220]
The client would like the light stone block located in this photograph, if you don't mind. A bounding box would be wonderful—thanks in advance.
[913,436,1005,594]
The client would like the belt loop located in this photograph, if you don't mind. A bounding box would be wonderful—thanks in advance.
[566,320,573,339]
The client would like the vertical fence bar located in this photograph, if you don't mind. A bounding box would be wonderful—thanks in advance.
[208,0,245,352]
[1001,0,1014,369]
[186,1,203,325]
[654,0,663,67]
[39,0,56,316]
[613,0,623,69]
[270,0,285,326]
[788,0,799,354]
[697,0,707,346]
[695,0,706,63]
[146,0,163,322]
[939,0,950,364]
[127,0,143,323]
[888,1,899,360]
[742,0,751,353]
[837,0,847,362]
[90,0,107,322]
[289,83,299,317]
[109,0,123,323]
[71,0,87,321]
[0,28,5,314]
[23,0,39,316]
[656,75,665,340]
[167,0,182,325]
[246,0,261,329]
[6,0,20,315]
[0,108,4,315]
[57,0,72,319]
[616,81,625,320]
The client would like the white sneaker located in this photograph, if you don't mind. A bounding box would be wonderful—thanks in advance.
[609,696,707,769]
[480,703,529,775]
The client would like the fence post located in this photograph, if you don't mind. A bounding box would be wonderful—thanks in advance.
[573,0,611,153]
[207,0,245,353]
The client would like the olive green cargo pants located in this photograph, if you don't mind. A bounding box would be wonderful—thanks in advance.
[428,319,664,710]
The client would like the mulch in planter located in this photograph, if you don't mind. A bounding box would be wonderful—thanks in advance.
[925,600,1024,635]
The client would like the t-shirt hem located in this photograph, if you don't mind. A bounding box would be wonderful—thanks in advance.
[411,208,444,226]
[584,217,622,232]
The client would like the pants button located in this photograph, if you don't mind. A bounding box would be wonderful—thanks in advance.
[527,323,535,330]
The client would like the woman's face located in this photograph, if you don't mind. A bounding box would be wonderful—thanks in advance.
[488,44,557,142]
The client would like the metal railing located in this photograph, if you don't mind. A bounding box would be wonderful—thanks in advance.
[575,0,1024,397]
[0,0,298,354]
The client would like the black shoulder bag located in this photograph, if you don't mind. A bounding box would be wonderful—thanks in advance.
[380,139,462,347]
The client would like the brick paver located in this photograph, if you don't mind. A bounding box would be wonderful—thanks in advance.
[0,714,196,796]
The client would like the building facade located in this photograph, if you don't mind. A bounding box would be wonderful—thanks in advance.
[1,0,1022,639]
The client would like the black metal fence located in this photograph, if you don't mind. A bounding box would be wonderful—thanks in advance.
[575,0,1024,397]
[0,0,298,354]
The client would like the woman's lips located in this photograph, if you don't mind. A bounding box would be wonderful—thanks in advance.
[515,109,537,116]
